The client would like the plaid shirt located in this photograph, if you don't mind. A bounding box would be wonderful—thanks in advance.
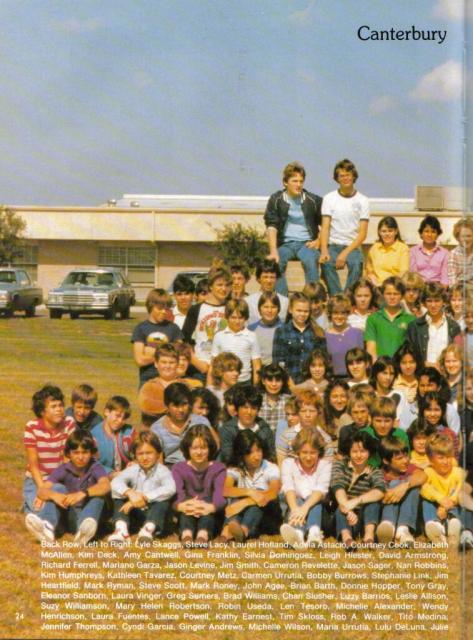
[448,246,473,286]
[259,393,291,433]
[272,322,326,384]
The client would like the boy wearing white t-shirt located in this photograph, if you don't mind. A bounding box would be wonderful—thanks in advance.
[319,159,369,294]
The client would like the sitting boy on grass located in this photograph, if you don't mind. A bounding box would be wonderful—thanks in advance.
[376,435,426,546]
[420,433,464,545]
[23,384,76,514]
[65,383,102,431]
[25,430,110,545]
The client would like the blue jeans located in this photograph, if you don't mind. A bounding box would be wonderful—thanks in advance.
[23,476,40,514]
[463,508,473,531]
[34,483,104,533]
[422,499,461,524]
[380,481,419,531]
[226,505,264,538]
[112,498,170,533]
[336,502,380,538]
[289,499,322,535]
[321,245,363,295]
[276,241,320,296]
[179,513,216,537]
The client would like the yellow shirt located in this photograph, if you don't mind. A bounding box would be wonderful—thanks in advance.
[366,240,409,285]
[410,450,429,469]
[420,464,464,505]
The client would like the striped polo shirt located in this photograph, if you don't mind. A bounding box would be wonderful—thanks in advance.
[24,416,76,477]
[330,459,386,500]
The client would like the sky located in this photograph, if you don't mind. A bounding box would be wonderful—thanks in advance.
[0,0,469,205]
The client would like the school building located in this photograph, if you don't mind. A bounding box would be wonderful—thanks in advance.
[6,192,467,301]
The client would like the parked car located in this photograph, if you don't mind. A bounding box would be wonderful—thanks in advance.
[0,268,43,317]
[47,268,136,319]
[167,270,208,293]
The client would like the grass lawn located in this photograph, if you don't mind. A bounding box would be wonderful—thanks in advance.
[0,310,471,640]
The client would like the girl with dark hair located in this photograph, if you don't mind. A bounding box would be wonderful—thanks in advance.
[365,216,409,286]
[409,215,449,286]
[413,392,459,459]
[191,387,221,428]
[323,379,351,439]
[172,424,226,547]
[257,363,291,434]
[370,356,410,430]
[294,348,331,397]
[393,343,423,404]
[219,431,281,543]
[411,367,461,436]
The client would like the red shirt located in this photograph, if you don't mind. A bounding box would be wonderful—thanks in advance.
[24,417,75,477]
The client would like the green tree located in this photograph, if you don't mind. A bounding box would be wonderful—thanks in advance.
[0,206,26,265]
[214,222,268,274]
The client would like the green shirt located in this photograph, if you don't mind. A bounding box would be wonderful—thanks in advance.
[360,425,410,468]
[364,308,415,357]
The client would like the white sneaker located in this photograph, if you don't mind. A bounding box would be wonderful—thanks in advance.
[280,524,305,549]
[425,520,446,544]
[25,513,55,543]
[137,524,154,546]
[74,518,98,545]
[108,530,130,546]
[307,527,324,548]
[376,521,395,543]
[460,529,473,549]
[447,518,462,546]
[396,526,414,547]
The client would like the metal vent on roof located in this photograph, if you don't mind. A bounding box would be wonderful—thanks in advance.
[415,186,443,211]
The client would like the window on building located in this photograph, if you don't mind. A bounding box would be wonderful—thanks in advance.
[12,245,38,281]
[98,246,156,286]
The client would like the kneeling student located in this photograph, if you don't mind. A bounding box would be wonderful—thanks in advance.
[25,430,110,545]
[109,431,176,545]
[376,436,426,546]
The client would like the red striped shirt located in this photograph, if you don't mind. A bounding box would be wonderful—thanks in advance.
[24,417,76,476]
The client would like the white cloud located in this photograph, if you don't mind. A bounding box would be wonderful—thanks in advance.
[410,60,462,102]
[369,95,397,116]
[433,0,473,20]
[52,18,101,34]
[132,70,153,89]
[289,1,316,26]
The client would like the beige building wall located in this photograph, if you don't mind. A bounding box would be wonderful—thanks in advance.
[37,241,98,292]
[7,204,465,299]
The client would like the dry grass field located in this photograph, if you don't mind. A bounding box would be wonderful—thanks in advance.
[0,310,471,640]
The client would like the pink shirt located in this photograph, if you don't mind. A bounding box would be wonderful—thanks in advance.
[409,244,449,286]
